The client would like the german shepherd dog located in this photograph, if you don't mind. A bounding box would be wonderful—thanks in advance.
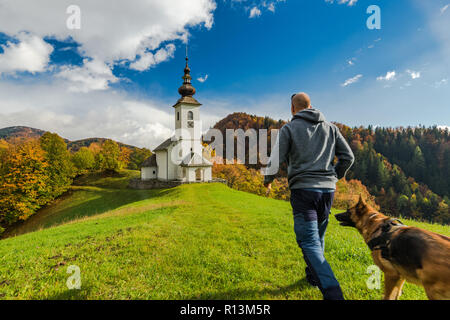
[335,196,450,300]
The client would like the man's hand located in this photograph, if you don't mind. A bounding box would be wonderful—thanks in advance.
[264,183,272,197]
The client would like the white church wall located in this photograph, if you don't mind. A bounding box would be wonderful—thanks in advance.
[204,167,212,182]
[141,167,157,180]
[187,168,196,182]
[156,151,168,181]
[166,145,178,181]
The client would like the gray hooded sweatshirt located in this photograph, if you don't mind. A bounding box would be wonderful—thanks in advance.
[264,108,355,190]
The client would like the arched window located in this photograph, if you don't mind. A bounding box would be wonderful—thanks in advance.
[187,111,194,120]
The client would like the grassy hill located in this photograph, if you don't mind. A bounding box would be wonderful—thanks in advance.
[0,171,449,300]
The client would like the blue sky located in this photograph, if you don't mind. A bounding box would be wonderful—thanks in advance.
[0,0,449,148]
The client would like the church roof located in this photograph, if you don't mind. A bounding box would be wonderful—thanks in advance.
[141,154,157,168]
[153,138,174,152]
[172,96,201,108]
[173,53,201,108]
[180,152,213,168]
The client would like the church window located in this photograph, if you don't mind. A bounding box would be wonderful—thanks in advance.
[177,112,180,121]
[187,111,194,120]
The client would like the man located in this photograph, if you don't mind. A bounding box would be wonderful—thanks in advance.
[264,92,355,300]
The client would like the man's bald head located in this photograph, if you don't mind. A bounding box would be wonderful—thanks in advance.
[291,92,311,114]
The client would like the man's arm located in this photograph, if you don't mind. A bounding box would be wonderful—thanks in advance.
[263,125,291,187]
[334,128,355,179]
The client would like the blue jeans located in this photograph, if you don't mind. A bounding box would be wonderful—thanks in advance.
[291,189,344,300]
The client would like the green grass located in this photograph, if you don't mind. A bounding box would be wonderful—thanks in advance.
[0,171,449,300]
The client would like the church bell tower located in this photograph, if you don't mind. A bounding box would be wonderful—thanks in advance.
[173,53,202,157]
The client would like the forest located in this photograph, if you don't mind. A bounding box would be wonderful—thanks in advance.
[212,113,449,224]
[0,131,151,234]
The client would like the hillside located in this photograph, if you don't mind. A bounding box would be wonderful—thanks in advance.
[1,172,448,300]
[0,126,142,152]
[0,126,47,141]
[212,113,450,224]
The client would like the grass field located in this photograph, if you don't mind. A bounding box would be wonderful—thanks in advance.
[0,171,449,300]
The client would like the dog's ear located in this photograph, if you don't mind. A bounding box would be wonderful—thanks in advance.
[357,195,366,206]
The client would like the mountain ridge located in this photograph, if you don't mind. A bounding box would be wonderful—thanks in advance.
[0,126,141,152]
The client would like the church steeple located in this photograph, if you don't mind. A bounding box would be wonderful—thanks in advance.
[178,56,196,97]
[173,45,201,108]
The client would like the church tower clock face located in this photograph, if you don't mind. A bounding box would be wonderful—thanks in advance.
[187,111,194,128]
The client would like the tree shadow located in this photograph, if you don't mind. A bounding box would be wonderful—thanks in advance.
[41,285,94,300]
[185,278,313,300]
[3,187,179,238]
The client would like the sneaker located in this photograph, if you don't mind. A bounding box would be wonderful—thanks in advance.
[322,286,345,300]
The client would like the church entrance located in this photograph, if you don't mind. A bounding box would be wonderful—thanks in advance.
[195,168,202,181]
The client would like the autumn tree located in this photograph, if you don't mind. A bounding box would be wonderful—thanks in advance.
[40,132,74,197]
[119,146,132,169]
[127,148,152,170]
[0,140,9,171]
[98,139,123,173]
[71,147,95,175]
[0,140,51,228]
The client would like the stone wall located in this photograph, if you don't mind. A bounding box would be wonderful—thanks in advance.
[128,178,227,190]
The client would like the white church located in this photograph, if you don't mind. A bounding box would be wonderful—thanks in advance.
[140,56,213,183]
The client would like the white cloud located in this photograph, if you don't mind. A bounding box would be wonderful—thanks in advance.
[197,74,209,83]
[267,3,276,12]
[0,0,216,74]
[249,7,262,18]
[0,32,53,75]
[129,44,176,71]
[433,78,448,88]
[56,59,119,93]
[440,4,449,14]
[438,125,450,131]
[244,1,285,17]
[0,78,220,148]
[0,1,221,147]
[342,74,362,87]
[377,71,396,81]
[406,70,421,80]
[325,0,358,6]
[347,58,356,66]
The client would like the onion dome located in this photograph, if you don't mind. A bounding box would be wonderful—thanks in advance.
[178,57,196,97]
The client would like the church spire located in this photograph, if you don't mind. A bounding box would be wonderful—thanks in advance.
[178,44,196,98]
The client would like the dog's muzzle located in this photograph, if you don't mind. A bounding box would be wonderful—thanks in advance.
[335,211,356,227]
